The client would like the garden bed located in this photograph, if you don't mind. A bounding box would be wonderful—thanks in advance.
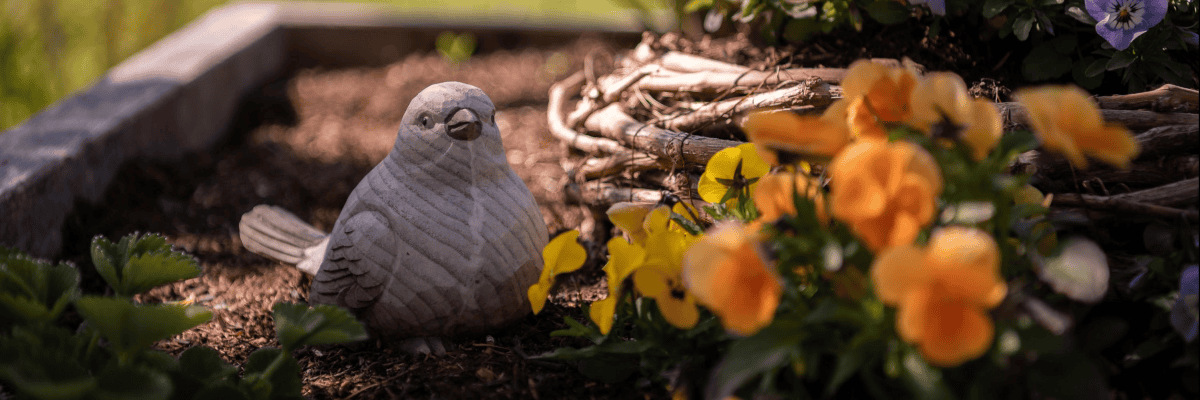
[4,1,1198,399]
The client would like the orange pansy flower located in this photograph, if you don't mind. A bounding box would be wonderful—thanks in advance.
[683,221,782,336]
[1014,85,1139,169]
[829,140,942,252]
[871,226,1007,367]
[752,171,827,224]
[907,73,1003,161]
[841,60,919,123]
[743,107,852,164]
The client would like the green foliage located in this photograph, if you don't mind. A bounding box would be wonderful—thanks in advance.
[0,233,367,400]
[0,246,80,327]
[74,297,212,359]
[91,233,200,298]
[272,303,369,351]
[682,0,1197,92]
[435,31,477,65]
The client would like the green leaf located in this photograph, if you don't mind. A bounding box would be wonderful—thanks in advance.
[91,234,200,298]
[1050,35,1077,54]
[993,129,1038,162]
[864,1,910,25]
[1106,50,1137,71]
[0,325,98,399]
[271,303,367,351]
[0,247,80,325]
[1022,41,1073,81]
[783,17,823,42]
[194,383,251,400]
[241,348,303,400]
[1027,352,1109,399]
[1072,57,1105,89]
[803,298,867,327]
[1083,55,1109,78]
[179,346,236,382]
[94,362,173,400]
[705,319,803,400]
[534,338,653,361]
[1013,13,1035,41]
[981,0,1008,18]
[549,315,605,344]
[683,0,713,13]
[825,330,882,397]
[74,296,211,356]
[122,252,200,298]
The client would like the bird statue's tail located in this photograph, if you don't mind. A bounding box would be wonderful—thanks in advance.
[238,205,329,275]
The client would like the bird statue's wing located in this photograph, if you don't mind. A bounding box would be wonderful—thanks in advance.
[313,210,396,310]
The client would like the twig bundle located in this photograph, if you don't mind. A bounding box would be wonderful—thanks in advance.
[547,35,1200,227]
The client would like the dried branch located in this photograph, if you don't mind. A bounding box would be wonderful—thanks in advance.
[638,169,701,198]
[578,153,666,180]
[565,182,663,205]
[658,51,750,73]
[1027,155,1198,193]
[659,78,834,132]
[634,67,847,93]
[547,71,630,155]
[1010,124,1199,185]
[1052,180,1199,222]
[1133,124,1200,158]
[998,102,1199,131]
[583,104,743,166]
[1108,177,1198,208]
[565,66,659,129]
[1094,84,1199,113]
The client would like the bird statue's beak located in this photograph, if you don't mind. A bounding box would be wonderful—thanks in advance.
[446,108,482,141]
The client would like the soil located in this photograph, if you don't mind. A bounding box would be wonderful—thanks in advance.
[48,19,1171,399]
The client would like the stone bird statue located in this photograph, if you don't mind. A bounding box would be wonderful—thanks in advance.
[238,82,548,354]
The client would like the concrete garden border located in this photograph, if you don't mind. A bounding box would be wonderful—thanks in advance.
[0,1,645,258]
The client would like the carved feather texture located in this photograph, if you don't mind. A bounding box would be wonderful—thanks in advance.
[306,82,549,338]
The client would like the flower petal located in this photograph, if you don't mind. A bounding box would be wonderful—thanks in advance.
[919,300,996,367]
[656,292,700,330]
[871,245,930,305]
[607,202,654,245]
[544,230,586,275]
[528,280,550,314]
[589,296,619,334]
[684,221,780,336]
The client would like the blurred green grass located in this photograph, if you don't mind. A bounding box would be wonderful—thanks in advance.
[0,0,664,131]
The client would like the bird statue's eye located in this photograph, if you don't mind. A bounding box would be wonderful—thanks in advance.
[419,115,431,128]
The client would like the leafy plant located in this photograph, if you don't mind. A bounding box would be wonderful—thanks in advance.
[91,233,200,298]
[528,60,1199,399]
[0,233,368,400]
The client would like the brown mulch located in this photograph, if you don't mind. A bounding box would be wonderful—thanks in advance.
[55,21,1034,399]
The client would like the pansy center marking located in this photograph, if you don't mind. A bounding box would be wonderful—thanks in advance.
[1103,0,1145,30]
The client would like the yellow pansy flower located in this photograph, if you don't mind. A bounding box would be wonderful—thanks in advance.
[528,230,587,314]
[589,237,645,334]
[633,230,701,329]
[698,143,771,205]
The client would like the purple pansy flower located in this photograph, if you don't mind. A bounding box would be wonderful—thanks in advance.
[1086,0,1168,50]
[909,0,946,16]
[1171,265,1198,342]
